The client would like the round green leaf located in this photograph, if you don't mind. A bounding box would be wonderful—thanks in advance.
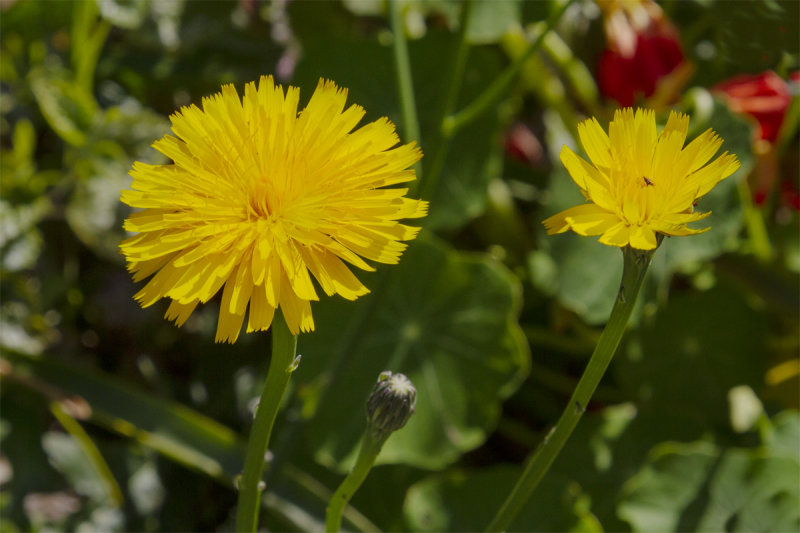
[618,428,800,533]
[698,448,800,532]
[617,441,719,532]
[617,280,768,435]
[295,236,529,470]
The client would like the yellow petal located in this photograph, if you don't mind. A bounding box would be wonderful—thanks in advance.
[120,77,427,342]
[577,117,613,169]
[629,226,658,250]
[560,146,616,211]
[598,222,631,247]
[690,152,741,198]
[165,299,199,327]
[544,203,619,236]
[246,282,276,333]
[215,275,246,343]
[278,274,314,335]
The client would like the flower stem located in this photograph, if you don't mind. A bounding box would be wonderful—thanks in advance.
[486,245,654,532]
[389,0,421,155]
[419,0,474,201]
[325,430,386,532]
[236,311,298,533]
[442,0,575,138]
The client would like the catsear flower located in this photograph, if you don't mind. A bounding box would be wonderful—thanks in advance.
[544,108,739,250]
[121,76,426,342]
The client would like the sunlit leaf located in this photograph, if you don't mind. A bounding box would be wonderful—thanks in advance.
[618,416,800,533]
[617,441,718,532]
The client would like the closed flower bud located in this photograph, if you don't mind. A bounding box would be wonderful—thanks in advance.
[366,371,416,439]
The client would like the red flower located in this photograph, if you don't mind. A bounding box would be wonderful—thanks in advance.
[713,71,792,144]
[595,0,687,107]
[597,34,684,107]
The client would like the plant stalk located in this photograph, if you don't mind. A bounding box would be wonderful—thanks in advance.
[235,311,298,532]
[442,0,575,138]
[486,245,654,532]
[419,0,474,201]
[389,0,421,159]
[325,430,387,532]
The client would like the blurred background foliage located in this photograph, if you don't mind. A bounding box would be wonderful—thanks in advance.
[1,0,798,531]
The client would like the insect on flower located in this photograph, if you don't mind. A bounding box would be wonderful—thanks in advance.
[544,108,740,250]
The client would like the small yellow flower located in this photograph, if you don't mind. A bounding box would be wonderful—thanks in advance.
[543,108,740,250]
[120,76,426,342]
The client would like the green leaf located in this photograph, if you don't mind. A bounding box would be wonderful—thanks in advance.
[295,236,529,470]
[617,279,768,436]
[698,447,800,532]
[617,441,719,532]
[404,466,603,531]
[2,350,245,483]
[28,67,96,147]
[618,420,800,533]
[2,352,372,531]
[765,411,800,460]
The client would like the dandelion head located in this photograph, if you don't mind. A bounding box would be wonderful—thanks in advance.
[543,108,740,250]
[120,76,427,342]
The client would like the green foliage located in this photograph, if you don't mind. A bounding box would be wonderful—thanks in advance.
[618,413,800,533]
[1,0,797,531]
[296,237,529,470]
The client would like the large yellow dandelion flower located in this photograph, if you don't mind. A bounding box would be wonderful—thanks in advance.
[120,76,427,343]
[544,108,739,250]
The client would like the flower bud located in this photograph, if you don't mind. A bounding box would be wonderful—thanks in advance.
[366,371,416,439]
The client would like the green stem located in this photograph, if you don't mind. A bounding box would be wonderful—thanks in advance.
[389,0,421,153]
[325,430,387,532]
[419,0,474,201]
[442,0,574,138]
[235,311,298,533]
[439,0,474,127]
[486,245,654,532]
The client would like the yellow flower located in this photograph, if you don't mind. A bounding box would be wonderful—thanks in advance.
[543,108,740,250]
[120,76,426,342]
